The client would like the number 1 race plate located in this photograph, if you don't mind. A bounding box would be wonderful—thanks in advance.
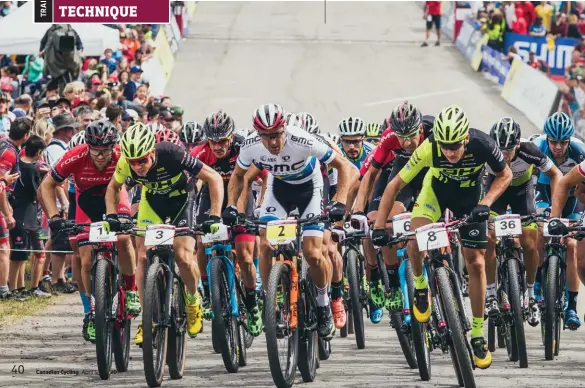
[88,221,117,243]
[543,218,569,238]
[144,225,176,246]
[201,223,230,244]
[392,212,412,235]
[266,220,297,245]
[415,222,449,251]
[494,214,522,237]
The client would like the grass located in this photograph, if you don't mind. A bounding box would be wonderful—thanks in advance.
[0,261,60,327]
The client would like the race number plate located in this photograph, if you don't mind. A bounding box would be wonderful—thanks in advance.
[494,214,522,237]
[543,218,569,238]
[392,212,412,235]
[88,222,117,243]
[266,220,297,245]
[201,224,230,244]
[415,223,449,251]
[144,225,176,246]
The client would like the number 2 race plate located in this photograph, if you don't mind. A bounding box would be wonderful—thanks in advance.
[144,225,176,246]
[494,214,522,237]
[266,220,297,245]
[415,222,449,251]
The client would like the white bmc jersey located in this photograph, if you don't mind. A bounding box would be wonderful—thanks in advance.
[237,125,335,184]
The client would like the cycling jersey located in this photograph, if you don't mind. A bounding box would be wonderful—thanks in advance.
[371,115,435,170]
[238,125,335,185]
[0,140,20,244]
[339,141,375,169]
[191,134,244,183]
[532,135,585,184]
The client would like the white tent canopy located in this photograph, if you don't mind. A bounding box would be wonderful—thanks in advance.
[0,2,121,56]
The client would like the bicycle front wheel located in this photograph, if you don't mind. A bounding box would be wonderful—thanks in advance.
[265,262,299,388]
[436,267,475,388]
[506,259,528,368]
[407,260,431,380]
[142,262,168,388]
[94,258,114,380]
[167,278,188,379]
[347,249,365,349]
[544,255,560,361]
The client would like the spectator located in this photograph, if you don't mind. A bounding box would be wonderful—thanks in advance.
[105,104,122,129]
[535,1,554,32]
[33,118,53,144]
[50,97,71,118]
[132,49,145,67]
[72,105,94,130]
[512,7,528,34]
[567,14,582,39]
[503,2,516,31]
[484,8,506,52]
[528,51,549,74]
[0,54,12,69]
[529,16,547,36]
[159,108,174,129]
[160,96,172,108]
[505,46,523,64]
[551,12,569,37]
[34,101,51,121]
[63,81,85,102]
[133,84,149,106]
[14,95,32,117]
[40,24,83,80]
[0,92,11,133]
[123,66,143,102]
[0,1,17,17]
[422,1,441,47]
[100,48,118,74]
[118,70,129,91]
[572,36,585,64]
[522,1,536,27]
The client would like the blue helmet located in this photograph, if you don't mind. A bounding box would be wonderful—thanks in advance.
[544,112,574,140]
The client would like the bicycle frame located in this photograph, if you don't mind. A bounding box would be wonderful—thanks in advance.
[205,243,239,317]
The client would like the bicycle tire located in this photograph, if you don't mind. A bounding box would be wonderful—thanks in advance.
[377,251,389,292]
[210,258,239,373]
[297,274,318,382]
[436,267,475,388]
[407,260,431,381]
[265,262,298,388]
[506,259,528,368]
[94,258,114,380]
[167,279,188,379]
[318,337,331,360]
[347,249,365,349]
[142,262,168,388]
[112,313,131,373]
[212,325,221,353]
[237,284,248,367]
[340,318,348,338]
[487,318,496,353]
[390,312,417,369]
[544,255,559,361]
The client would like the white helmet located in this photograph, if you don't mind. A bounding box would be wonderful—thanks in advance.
[236,128,250,138]
[285,113,305,128]
[149,122,166,132]
[298,112,320,134]
[69,131,86,148]
[325,132,340,144]
[338,117,366,137]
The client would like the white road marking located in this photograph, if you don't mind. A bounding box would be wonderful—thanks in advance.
[364,88,468,107]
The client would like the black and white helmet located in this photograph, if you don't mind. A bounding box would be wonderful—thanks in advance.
[490,117,521,150]
[325,132,340,144]
[338,117,366,137]
[253,103,286,131]
[69,130,86,148]
[235,128,250,138]
[285,113,305,128]
[298,112,320,134]
[180,121,204,144]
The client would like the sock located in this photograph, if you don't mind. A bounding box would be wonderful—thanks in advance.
[368,264,380,283]
[0,285,8,295]
[80,291,91,314]
[253,257,259,271]
[122,274,136,291]
[526,283,534,299]
[245,286,256,309]
[486,283,497,298]
[414,274,428,290]
[386,264,400,288]
[471,316,484,339]
[568,291,578,312]
[316,286,330,307]
[331,281,343,299]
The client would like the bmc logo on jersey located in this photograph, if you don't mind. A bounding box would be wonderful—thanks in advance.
[243,136,261,147]
[290,135,313,147]
[257,160,305,173]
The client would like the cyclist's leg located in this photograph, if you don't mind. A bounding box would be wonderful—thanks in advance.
[195,186,212,314]
[564,198,583,329]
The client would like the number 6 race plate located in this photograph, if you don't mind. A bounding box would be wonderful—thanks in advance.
[494,214,522,237]
[415,222,449,251]
[543,218,569,238]
[266,220,297,245]
[144,225,176,246]
[392,212,412,235]
[88,221,117,243]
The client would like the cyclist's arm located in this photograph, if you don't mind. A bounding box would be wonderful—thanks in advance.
[551,165,585,217]
[575,182,585,205]
[228,164,247,207]
[478,138,512,207]
[352,164,379,212]
[39,175,62,218]
[106,158,130,215]
[195,164,223,217]
[237,164,262,213]
[329,153,359,205]
[41,148,81,218]
[544,164,562,198]
[346,178,361,217]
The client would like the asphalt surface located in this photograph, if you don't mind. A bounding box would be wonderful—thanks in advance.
[1,2,584,388]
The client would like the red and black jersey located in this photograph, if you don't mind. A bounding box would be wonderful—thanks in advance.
[0,140,20,191]
[191,135,244,183]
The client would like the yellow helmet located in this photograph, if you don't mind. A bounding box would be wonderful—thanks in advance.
[433,105,470,144]
[120,122,155,159]
[365,122,382,138]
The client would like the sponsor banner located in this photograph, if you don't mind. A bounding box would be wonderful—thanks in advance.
[155,29,175,85]
[481,45,510,86]
[34,0,170,24]
[441,1,455,40]
[503,32,578,77]
[454,19,475,57]
[501,58,561,129]
[470,34,489,71]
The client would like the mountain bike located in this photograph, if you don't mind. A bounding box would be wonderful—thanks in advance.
[331,221,367,350]
[486,214,541,368]
[203,223,250,373]
[61,220,133,380]
[388,216,475,387]
[138,224,192,387]
[260,215,328,388]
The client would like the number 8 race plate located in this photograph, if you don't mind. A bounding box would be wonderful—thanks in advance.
[493,214,522,237]
[415,222,449,251]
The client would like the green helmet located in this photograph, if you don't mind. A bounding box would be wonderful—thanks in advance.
[365,122,382,137]
[121,122,155,159]
[433,105,469,144]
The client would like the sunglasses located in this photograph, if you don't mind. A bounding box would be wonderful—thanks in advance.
[394,131,420,140]
[438,141,464,151]
[547,138,570,146]
[89,147,113,157]
[209,136,232,145]
[341,138,363,145]
[127,154,151,166]
[258,130,285,140]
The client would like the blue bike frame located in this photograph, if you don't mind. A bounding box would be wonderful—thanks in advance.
[397,248,429,327]
[206,243,239,317]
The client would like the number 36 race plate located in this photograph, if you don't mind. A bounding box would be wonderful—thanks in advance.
[266,220,297,245]
[415,222,449,251]
[493,214,522,237]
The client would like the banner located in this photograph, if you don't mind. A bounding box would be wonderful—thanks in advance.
[441,1,455,41]
[471,34,489,71]
[481,45,510,86]
[455,19,475,56]
[501,58,561,129]
[504,32,578,76]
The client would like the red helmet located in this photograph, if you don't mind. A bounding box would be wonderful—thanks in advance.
[155,128,182,146]
[253,103,286,131]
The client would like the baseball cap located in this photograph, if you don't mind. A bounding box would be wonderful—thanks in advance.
[72,97,90,109]
[11,108,26,118]
[170,105,184,117]
[130,65,144,74]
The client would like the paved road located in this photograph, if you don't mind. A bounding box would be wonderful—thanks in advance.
[1,1,584,388]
